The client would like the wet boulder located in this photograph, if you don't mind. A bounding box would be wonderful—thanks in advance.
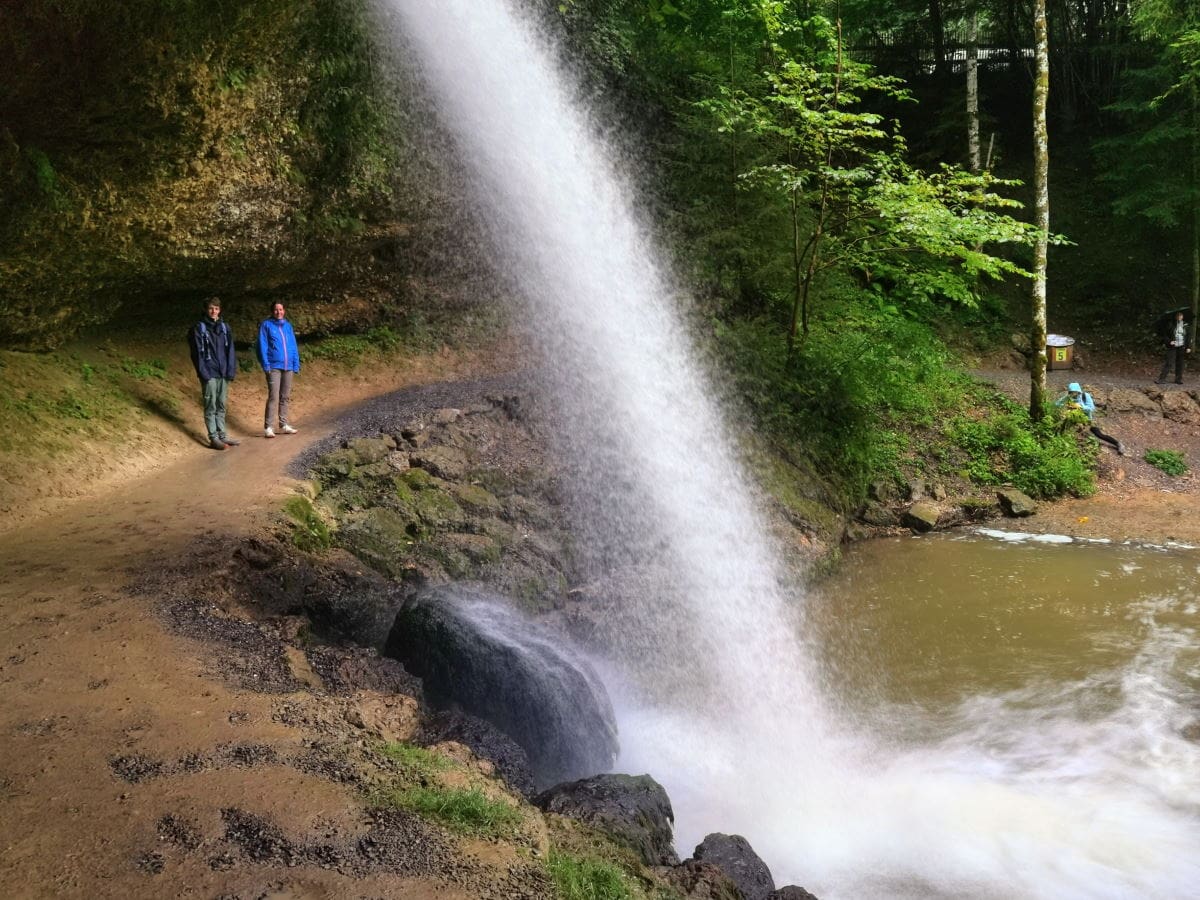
[693,833,775,900]
[770,886,821,900]
[535,774,678,866]
[385,584,618,788]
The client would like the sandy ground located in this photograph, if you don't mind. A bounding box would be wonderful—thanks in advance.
[0,341,533,899]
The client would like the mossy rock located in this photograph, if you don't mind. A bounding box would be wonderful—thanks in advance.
[316,448,359,482]
[449,482,502,514]
[392,472,468,535]
[410,445,470,480]
[356,460,394,478]
[347,436,392,464]
[337,508,417,578]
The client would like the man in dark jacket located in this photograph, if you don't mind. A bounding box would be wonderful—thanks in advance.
[189,297,240,450]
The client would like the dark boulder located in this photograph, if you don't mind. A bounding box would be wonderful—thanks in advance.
[770,886,820,900]
[535,774,678,866]
[419,710,535,798]
[385,584,618,788]
[693,833,775,900]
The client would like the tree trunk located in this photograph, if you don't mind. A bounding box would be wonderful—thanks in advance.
[1030,0,1050,421]
[1192,83,1199,349]
[967,10,981,173]
[929,0,948,79]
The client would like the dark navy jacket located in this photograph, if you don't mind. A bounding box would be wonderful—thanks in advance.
[257,317,300,372]
[189,318,238,382]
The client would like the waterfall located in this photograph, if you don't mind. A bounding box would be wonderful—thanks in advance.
[378,1,1200,896]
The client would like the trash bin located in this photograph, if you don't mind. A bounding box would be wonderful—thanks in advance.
[1046,334,1074,371]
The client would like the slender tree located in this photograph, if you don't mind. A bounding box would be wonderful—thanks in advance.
[967,9,982,173]
[1030,0,1050,420]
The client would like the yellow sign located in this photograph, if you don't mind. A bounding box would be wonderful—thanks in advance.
[1055,348,1068,361]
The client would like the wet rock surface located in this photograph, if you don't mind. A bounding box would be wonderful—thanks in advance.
[386,583,618,789]
[535,773,678,866]
[419,710,536,798]
[692,832,776,900]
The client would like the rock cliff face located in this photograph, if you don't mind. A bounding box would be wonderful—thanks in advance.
[0,0,444,348]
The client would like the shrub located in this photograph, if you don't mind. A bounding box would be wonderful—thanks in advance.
[718,299,974,502]
[948,403,1096,498]
[1144,448,1187,475]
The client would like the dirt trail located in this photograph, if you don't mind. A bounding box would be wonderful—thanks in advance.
[0,345,524,899]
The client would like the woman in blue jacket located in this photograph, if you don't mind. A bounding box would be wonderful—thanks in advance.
[1056,382,1124,455]
[257,301,300,438]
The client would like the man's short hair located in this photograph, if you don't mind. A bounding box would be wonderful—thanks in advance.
[205,297,221,309]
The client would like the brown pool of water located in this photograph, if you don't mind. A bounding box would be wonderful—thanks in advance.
[811,531,1200,728]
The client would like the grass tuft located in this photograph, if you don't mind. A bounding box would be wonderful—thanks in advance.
[374,784,522,837]
[547,851,633,900]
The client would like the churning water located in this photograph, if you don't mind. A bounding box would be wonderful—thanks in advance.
[380,1,1200,895]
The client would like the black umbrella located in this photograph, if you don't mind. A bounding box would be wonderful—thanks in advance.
[1155,306,1193,339]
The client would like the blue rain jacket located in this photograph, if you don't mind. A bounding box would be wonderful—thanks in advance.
[257,317,300,373]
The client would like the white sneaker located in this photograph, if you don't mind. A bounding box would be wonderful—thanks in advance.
[265,427,275,438]
[280,424,298,435]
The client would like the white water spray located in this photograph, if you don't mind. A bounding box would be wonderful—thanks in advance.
[381,1,1200,896]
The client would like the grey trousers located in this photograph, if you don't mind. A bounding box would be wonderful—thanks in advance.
[264,369,294,428]
[202,377,230,440]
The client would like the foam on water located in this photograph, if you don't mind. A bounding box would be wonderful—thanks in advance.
[380,1,1200,895]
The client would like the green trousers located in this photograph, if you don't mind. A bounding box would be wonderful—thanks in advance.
[202,377,230,440]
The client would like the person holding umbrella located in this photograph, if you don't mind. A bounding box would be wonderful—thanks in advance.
[1156,308,1191,385]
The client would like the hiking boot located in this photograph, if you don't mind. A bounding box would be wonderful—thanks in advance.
[280,424,298,435]
[265,427,276,438]
[220,435,241,446]
[210,437,227,451]
[1155,378,1168,385]
[1176,380,1184,385]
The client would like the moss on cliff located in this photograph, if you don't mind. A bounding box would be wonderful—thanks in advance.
[0,0,411,348]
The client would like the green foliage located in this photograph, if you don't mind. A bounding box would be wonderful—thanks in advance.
[283,495,332,552]
[375,785,522,837]
[691,7,1044,344]
[719,291,968,499]
[119,357,167,380]
[54,390,94,420]
[949,403,1097,499]
[305,324,433,366]
[547,850,633,900]
[1144,448,1188,475]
